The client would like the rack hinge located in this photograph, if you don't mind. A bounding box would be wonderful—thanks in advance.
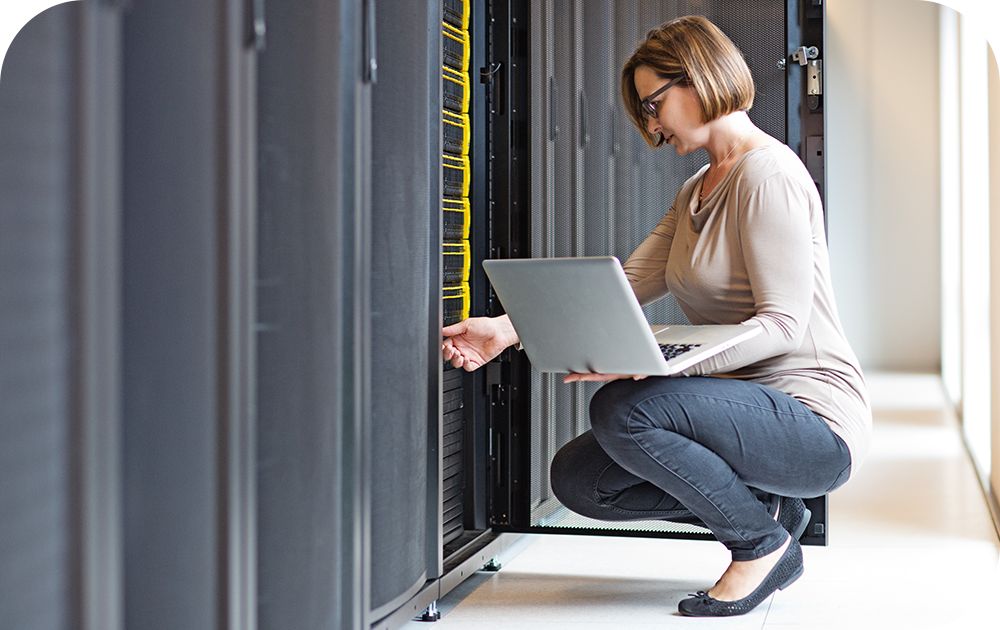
[806,59,822,96]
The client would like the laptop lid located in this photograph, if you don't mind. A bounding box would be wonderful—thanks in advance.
[483,256,759,376]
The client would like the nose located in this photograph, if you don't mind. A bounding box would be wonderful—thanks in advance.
[645,114,662,137]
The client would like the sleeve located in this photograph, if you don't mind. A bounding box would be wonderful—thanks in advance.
[678,174,814,376]
[622,206,678,306]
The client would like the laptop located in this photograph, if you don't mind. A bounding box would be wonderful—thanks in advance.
[482,256,761,376]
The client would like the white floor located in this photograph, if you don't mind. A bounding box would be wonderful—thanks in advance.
[403,374,1000,629]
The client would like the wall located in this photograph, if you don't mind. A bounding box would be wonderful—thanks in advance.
[957,12,992,478]
[825,0,941,371]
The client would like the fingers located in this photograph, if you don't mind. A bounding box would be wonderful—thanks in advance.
[441,319,469,337]
[441,338,460,366]
[443,346,477,372]
[562,373,648,384]
[449,354,479,372]
[563,373,618,383]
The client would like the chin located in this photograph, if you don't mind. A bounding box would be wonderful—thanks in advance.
[665,135,690,156]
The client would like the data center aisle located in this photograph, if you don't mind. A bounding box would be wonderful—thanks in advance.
[403,373,1000,629]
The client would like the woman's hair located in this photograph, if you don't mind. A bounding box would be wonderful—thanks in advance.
[621,15,755,148]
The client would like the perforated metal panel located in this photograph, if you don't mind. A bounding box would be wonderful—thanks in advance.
[368,0,441,619]
[256,2,368,628]
[528,0,787,531]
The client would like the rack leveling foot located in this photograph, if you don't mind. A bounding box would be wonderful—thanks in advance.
[419,600,440,622]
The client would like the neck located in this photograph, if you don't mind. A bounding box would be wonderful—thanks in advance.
[703,111,758,165]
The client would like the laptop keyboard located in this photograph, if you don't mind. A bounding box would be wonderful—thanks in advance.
[659,343,702,361]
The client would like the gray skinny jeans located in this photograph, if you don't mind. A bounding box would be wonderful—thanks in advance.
[550,376,851,561]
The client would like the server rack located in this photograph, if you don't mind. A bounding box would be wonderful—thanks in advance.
[441,1,473,550]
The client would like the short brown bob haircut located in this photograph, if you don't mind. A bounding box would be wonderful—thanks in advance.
[621,15,755,148]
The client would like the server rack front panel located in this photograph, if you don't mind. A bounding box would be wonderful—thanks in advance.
[441,0,496,565]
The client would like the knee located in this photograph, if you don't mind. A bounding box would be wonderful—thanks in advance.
[588,380,633,443]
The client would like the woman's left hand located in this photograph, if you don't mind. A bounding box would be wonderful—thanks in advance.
[562,373,648,384]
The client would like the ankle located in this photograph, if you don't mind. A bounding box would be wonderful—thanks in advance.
[751,533,790,562]
[733,532,791,564]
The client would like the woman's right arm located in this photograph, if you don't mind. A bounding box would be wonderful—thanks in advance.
[444,204,677,371]
[441,314,519,372]
[622,206,677,305]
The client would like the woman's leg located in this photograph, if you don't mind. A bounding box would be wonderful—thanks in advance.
[550,430,775,526]
[550,430,694,522]
[587,376,850,562]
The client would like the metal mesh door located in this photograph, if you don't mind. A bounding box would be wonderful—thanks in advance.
[528,0,787,534]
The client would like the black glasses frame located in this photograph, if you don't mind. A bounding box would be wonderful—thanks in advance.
[640,75,686,118]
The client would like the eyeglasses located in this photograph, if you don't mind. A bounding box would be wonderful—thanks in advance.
[639,75,686,119]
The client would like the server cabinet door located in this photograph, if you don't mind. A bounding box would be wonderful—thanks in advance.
[122,1,256,629]
[0,4,122,629]
[368,0,443,623]
[256,2,370,630]
[489,0,828,546]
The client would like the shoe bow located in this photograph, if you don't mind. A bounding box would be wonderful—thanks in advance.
[687,591,713,603]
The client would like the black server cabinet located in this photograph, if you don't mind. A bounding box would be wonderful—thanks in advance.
[121,1,257,629]
[487,0,830,546]
[0,4,122,629]
[369,0,441,622]
[256,2,370,630]
[1,1,258,629]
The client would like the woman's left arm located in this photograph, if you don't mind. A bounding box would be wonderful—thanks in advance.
[679,173,814,376]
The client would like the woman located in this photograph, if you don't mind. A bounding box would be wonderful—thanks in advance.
[441,15,870,618]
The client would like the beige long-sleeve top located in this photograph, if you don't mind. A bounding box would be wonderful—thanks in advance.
[624,143,871,477]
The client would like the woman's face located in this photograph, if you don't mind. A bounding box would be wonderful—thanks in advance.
[633,65,707,155]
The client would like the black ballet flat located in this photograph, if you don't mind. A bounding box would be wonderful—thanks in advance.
[775,496,811,541]
[677,538,803,617]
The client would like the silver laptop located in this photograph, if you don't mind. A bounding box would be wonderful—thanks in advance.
[482,256,761,376]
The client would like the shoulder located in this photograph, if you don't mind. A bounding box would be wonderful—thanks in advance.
[734,143,816,196]
[727,144,821,221]
[730,145,823,237]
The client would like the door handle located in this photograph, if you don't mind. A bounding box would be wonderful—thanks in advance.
[363,0,377,83]
[246,0,266,51]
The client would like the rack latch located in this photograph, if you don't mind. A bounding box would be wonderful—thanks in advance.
[779,46,822,97]
[791,45,819,66]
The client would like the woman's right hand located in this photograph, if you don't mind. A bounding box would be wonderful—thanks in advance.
[441,315,519,372]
